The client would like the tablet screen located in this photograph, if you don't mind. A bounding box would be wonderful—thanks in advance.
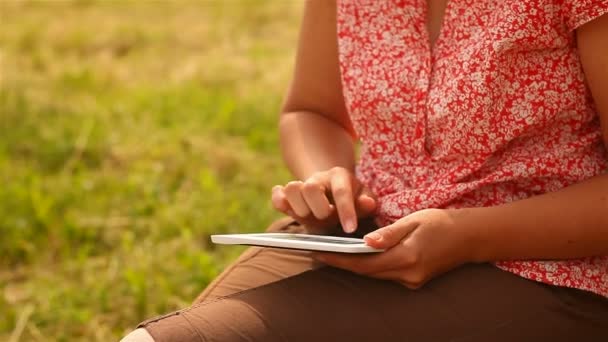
[263,235,364,244]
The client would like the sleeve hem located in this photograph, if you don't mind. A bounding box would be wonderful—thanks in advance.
[566,4,608,32]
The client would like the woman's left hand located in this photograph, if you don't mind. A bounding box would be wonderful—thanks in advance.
[313,208,479,289]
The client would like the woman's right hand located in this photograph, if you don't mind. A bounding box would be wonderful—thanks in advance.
[271,167,377,234]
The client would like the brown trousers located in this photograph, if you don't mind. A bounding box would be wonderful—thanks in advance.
[138,218,608,341]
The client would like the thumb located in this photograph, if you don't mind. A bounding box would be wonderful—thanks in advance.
[363,220,417,249]
[355,186,377,218]
[355,194,376,217]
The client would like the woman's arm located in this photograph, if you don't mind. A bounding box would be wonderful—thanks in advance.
[279,0,355,180]
[463,14,608,262]
[272,1,377,233]
[463,175,608,262]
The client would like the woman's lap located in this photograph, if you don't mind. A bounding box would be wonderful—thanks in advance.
[137,219,608,342]
[192,217,322,304]
[193,216,377,304]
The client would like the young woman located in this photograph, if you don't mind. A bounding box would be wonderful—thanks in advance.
[124,0,608,340]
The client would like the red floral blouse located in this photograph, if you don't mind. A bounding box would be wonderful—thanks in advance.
[337,0,608,297]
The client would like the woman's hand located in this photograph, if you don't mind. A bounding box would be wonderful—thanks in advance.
[313,209,478,289]
[271,167,377,234]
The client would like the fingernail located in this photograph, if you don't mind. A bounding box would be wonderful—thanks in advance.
[344,219,356,233]
[359,194,371,201]
[364,232,381,241]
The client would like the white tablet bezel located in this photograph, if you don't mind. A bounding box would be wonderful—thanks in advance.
[211,233,384,253]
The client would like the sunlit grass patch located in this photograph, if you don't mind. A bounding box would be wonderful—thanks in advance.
[0,0,301,340]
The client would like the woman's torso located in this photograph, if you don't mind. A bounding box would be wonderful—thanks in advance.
[336,0,608,296]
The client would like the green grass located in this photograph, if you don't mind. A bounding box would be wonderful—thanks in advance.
[0,0,302,340]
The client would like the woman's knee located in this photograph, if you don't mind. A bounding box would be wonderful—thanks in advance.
[120,328,155,342]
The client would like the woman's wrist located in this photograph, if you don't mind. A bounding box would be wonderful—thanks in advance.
[445,207,494,264]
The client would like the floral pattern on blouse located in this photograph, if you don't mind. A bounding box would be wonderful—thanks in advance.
[337,0,608,297]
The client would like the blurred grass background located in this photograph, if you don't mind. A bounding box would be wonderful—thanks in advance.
[0,0,302,340]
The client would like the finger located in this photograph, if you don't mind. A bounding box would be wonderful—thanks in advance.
[271,185,291,213]
[313,246,405,275]
[302,180,333,219]
[363,220,418,249]
[330,173,357,233]
[283,181,311,218]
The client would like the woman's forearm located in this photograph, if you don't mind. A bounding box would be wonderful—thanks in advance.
[279,111,356,180]
[455,174,608,262]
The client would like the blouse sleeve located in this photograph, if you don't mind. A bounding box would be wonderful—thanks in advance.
[561,0,608,31]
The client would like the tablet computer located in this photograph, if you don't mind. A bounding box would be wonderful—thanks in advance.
[211,233,384,253]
